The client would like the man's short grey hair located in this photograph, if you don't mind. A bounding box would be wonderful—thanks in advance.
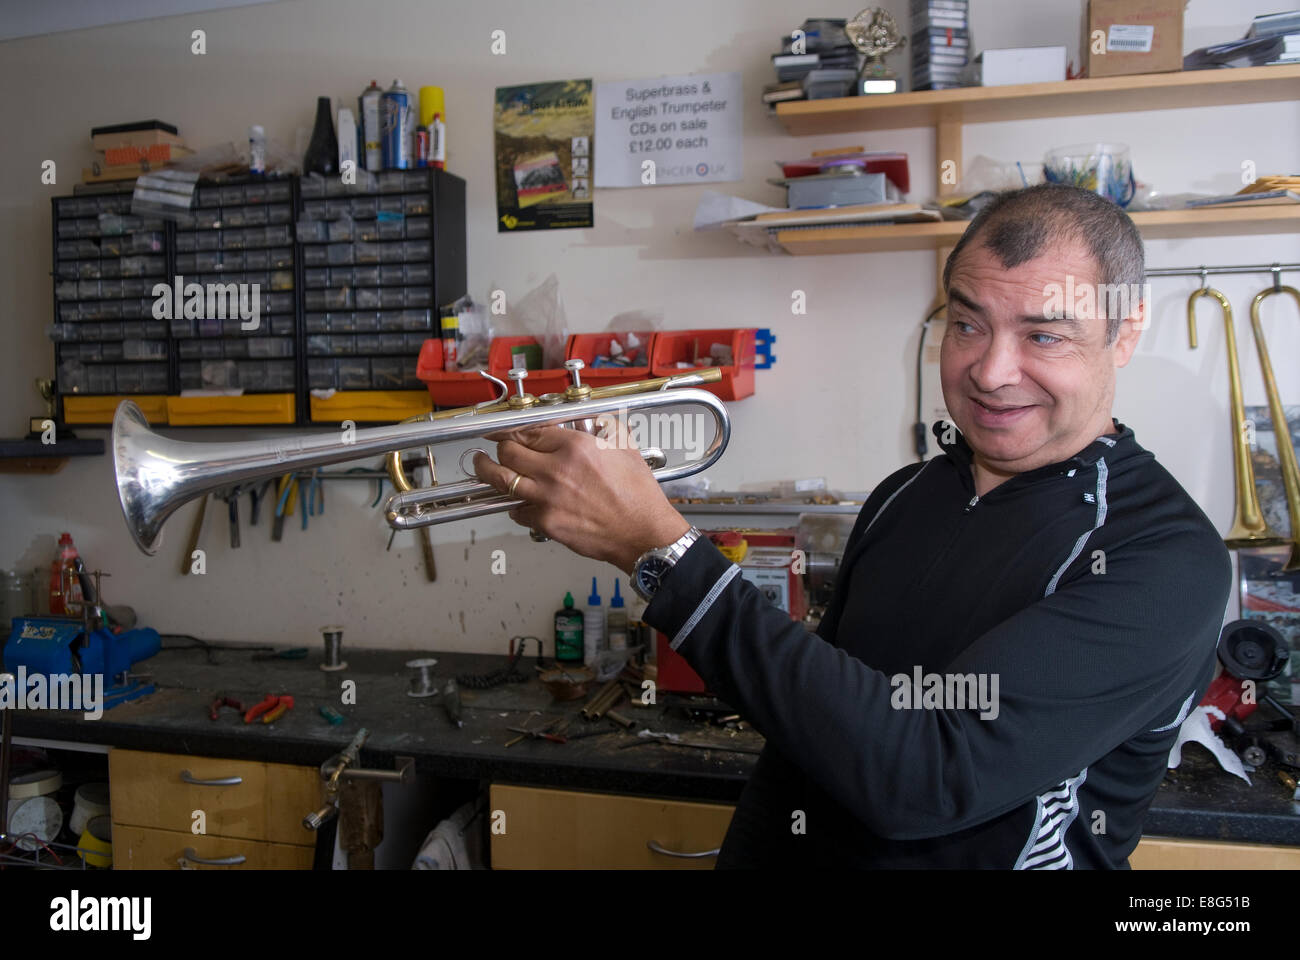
[942,183,1145,345]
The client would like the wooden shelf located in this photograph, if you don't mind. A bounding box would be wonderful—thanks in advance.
[0,436,104,473]
[775,64,1300,136]
[776,205,1300,256]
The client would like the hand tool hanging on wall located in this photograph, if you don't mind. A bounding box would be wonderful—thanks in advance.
[272,474,297,542]
[248,478,273,527]
[222,485,242,548]
[180,494,207,575]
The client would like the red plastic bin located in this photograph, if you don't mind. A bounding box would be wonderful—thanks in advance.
[565,331,656,388]
[488,336,570,396]
[417,338,500,407]
[650,328,756,401]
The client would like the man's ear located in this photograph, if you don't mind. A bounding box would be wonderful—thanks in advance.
[1112,300,1145,368]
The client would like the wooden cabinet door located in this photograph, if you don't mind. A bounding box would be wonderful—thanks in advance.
[113,823,314,870]
[490,784,734,869]
[109,748,320,847]
[1132,836,1300,869]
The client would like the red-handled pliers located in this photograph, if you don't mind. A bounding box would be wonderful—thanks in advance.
[244,694,294,724]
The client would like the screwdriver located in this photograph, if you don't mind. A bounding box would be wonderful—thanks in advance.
[442,678,463,728]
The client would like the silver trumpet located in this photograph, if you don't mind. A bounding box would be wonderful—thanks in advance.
[112,362,731,555]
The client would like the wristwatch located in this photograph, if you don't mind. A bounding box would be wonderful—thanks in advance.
[631,526,701,603]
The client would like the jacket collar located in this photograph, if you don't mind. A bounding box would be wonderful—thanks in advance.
[932,419,1136,484]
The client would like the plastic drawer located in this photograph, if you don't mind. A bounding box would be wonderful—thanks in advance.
[308,359,338,390]
[650,327,756,401]
[417,338,497,407]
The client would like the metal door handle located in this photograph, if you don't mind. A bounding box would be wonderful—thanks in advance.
[182,847,246,866]
[180,769,243,786]
[646,840,720,859]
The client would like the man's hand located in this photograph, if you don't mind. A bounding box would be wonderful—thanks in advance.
[472,423,690,574]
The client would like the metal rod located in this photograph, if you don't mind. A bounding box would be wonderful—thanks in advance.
[0,675,12,843]
[1145,262,1300,279]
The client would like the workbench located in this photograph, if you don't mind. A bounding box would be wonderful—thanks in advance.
[9,645,1300,867]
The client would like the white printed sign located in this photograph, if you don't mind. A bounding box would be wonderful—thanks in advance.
[595,72,742,187]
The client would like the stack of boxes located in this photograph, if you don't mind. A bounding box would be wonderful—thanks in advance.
[84,121,193,184]
[765,18,860,106]
[910,0,971,91]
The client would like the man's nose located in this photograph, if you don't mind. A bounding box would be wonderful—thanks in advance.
[968,334,1023,393]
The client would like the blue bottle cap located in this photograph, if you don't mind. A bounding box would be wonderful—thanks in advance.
[610,579,624,608]
[588,576,601,606]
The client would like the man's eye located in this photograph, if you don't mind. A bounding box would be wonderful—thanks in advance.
[1030,332,1061,346]
[952,320,975,334]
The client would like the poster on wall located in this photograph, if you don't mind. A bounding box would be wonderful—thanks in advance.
[1238,402,1300,703]
[493,79,594,232]
[594,72,742,188]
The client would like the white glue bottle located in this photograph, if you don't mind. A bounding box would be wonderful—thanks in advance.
[584,576,604,666]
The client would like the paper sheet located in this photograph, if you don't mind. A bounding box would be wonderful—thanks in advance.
[1167,705,1252,784]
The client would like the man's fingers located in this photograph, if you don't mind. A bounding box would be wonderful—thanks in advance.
[472,451,513,493]
[508,504,542,530]
[484,425,572,453]
[473,449,544,503]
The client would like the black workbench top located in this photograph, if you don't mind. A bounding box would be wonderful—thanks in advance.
[9,645,760,803]
[9,644,1299,846]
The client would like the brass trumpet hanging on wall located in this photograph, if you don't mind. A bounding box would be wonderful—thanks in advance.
[1188,284,1289,549]
[1248,279,1300,572]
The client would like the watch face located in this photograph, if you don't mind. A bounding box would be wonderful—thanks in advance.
[636,555,673,597]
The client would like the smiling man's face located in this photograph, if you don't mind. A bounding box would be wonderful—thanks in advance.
[940,236,1142,491]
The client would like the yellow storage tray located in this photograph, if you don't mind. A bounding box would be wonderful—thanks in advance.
[63,395,168,424]
[309,390,432,423]
[166,394,296,425]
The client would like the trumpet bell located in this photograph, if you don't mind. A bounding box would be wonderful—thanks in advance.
[113,399,170,556]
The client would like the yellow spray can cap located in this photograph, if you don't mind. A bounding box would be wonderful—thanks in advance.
[419,86,445,128]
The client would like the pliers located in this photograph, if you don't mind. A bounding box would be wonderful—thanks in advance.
[272,474,298,541]
[303,470,323,530]
[209,695,244,721]
[244,693,295,724]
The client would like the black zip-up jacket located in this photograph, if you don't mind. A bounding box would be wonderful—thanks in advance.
[644,421,1231,868]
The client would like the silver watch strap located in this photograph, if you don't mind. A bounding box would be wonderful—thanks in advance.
[668,526,701,562]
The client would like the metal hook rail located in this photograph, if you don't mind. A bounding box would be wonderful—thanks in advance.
[1145,262,1300,280]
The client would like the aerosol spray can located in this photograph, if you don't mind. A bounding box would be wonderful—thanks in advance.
[248,125,266,175]
[419,86,447,171]
[415,126,430,168]
[381,79,412,171]
[359,80,383,172]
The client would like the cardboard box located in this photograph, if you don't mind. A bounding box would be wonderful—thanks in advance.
[973,46,1068,86]
[1084,0,1186,77]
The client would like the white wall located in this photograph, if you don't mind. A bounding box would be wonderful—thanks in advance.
[1,0,1297,650]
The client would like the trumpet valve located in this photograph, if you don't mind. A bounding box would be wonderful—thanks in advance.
[506,367,538,409]
[563,359,592,402]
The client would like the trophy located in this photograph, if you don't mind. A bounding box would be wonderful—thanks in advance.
[846,8,907,96]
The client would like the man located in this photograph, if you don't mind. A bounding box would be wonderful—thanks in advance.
[474,184,1231,868]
